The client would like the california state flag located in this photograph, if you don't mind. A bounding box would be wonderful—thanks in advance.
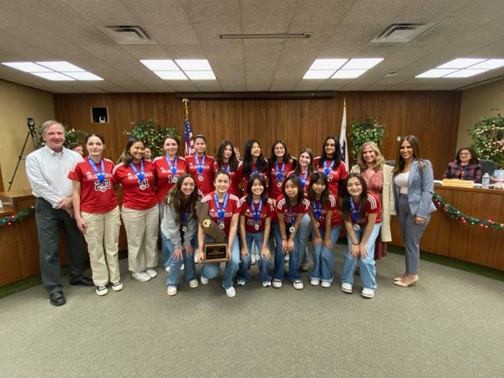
[339,99,349,168]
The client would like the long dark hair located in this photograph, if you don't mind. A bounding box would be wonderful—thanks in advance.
[118,137,143,165]
[339,173,368,221]
[216,140,239,171]
[294,148,314,176]
[282,175,305,206]
[165,173,200,224]
[307,172,330,207]
[394,135,423,174]
[246,174,269,205]
[318,135,342,169]
[456,146,479,165]
[268,140,292,165]
[243,139,268,175]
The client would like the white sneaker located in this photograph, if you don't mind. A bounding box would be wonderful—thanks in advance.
[181,264,185,271]
[293,280,304,290]
[321,281,332,288]
[189,279,199,288]
[341,283,353,294]
[164,266,170,273]
[145,268,157,278]
[272,279,282,289]
[194,249,200,264]
[132,272,150,282]
[262,281,271,287]
[361,288,375,298]
[96,285,108,296]
[284,254,290,262]
[225,286,236,298]
[111,281,123,292]
[167,286,177,296]
[237,279,246,286]
[200,276,209,285]
[251,254,257,265]
[310,278,320,286]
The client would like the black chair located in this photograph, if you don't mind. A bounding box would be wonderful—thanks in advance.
[480,159,497,177]
[385,160,395,167]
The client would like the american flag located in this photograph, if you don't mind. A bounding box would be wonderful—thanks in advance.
[184,116,195,156]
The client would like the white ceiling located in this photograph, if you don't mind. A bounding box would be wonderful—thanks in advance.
[0,0,504,93]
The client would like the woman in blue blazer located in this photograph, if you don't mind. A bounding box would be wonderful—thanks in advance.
[392,135,436,287]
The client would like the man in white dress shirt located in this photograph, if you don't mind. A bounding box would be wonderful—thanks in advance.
[26,120,93,306]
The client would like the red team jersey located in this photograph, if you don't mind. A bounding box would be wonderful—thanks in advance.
[202,191,242,235]
[153,155,187,202]
[239,163,269,192]
[268,159,294,200]
[113,160,158,210]
[275,194,310,225]
[186,154,216,195]
[287,170,311,193]
[313,156,348,196]
[309,194,341,229]
[239,197,275,233]
[68,158,118,214]
[352,192,382,227]
[213,161,243,197]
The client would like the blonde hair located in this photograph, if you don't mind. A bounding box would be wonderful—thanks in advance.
[357,141,385,171]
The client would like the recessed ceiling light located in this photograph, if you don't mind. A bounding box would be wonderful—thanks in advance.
[415,69,458,78]
[153,71,188,80]
[437,58,486,69]
[36,61,84,72]
[342,58,383,70]
[31,72,76,81]
[2,62,53,73]
[175,59,212,71]
[332,70,367,79]
[443,69,489,78]
[185,71,216,80]
[470,59,504,70]
[309,59,348,70]
[140,59,179,71]
[63,72,104,81]
[303,70,336,79]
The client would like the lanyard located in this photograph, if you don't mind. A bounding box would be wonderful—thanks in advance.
[221,163,230,173]
[300,171,308,189]
[195,154,205,175]
[214,193,229,223]
[130,160,145,181]
[88,157,105,184]
[251,200,262,223]
[252,163,258,175]
[165,155,177,175]
[313,200,322,220]
[287,203,298,225]
[275,161,285,180]
[323,159,334,176]
[349,197,360,224]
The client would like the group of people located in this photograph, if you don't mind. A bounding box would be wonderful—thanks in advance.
[26,119,438,306]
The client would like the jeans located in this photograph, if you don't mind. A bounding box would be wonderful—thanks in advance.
[271,222,301,282]
[342,223,381,290]
[311,225,341,283]
[161,233,197,286]
[237,231,272,283]
[201,235,240,289]
[298,214,312,267]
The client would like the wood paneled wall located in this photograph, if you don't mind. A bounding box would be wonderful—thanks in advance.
[53,91,462,178]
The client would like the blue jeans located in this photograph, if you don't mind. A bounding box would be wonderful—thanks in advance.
[342,223,381,290]
[271,222,301,282]
[311,225,341,283]
[161,234,197,287]
[237,231,272,283]
[201,235,240,289]
[298,214,312,267]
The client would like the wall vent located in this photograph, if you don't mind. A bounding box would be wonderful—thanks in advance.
[98,25,156,45]
[371,23,435,43]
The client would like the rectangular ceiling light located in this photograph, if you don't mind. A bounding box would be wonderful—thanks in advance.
[36,61,84,72]
[184,71,216,80]
[175,59,212,71]
[140,59,179,71]
[154,71,188,80]
[303,70,336,79]
[437,58,486,69]
[415,69,457,78]
[309,59,348,70]
[443,69,489,78]
[332,69,367,79]
[2,62,53,73]
[470,59,504,70]
[63,72,104,81]
[31,72,76,81]
[342,58,384,70]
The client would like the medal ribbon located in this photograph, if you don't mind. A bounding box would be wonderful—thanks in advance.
[275,161,285,181]
[313,200,322,221]
[287,203,298,225]
[165,155,177,175]
[349,197,360,225]
[221,163,230,173]
[130,160,145,181]
[251,200,262,224]
[195,154,205,175]
[214,193,229,224]
[88,157,105,184]
[323,159,334,176]
[300,171,308,189]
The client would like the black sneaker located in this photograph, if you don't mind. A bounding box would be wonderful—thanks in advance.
[96,285,108,296]
[111,281,123,292]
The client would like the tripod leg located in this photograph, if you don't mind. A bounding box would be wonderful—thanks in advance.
[8,132,31,191]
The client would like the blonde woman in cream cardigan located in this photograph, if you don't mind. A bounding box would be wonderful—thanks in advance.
[351,142,395,260]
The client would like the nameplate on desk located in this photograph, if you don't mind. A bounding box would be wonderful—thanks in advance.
[442,179,474,188]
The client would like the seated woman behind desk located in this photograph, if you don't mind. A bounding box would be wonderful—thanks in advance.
[443,147,482,183]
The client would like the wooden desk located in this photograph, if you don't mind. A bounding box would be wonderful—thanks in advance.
[390,184,504,271]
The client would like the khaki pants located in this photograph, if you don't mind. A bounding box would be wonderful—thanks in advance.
[121,205,159,273]
[81,206,121,286]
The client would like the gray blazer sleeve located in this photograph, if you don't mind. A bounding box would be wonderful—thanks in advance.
[182,213,197,247]
[417,160,436,218]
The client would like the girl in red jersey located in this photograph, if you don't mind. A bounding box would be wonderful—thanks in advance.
[236,174,274,287]
[113,137,159,283]
[186,135,216,196]
[240,139,269,193]
[306,172,341,288]
[272,175,310,290]
[268,140,295,202]
[214,140,242,197]
[198,170,242,297]
[69,134,121,296]
[340,173,381,299]
[313,135,348,197]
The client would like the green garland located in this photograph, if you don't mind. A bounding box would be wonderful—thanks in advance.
[432,193,504,231]
[0,206,34,227]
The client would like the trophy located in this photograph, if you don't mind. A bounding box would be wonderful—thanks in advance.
[195,202,229,263]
